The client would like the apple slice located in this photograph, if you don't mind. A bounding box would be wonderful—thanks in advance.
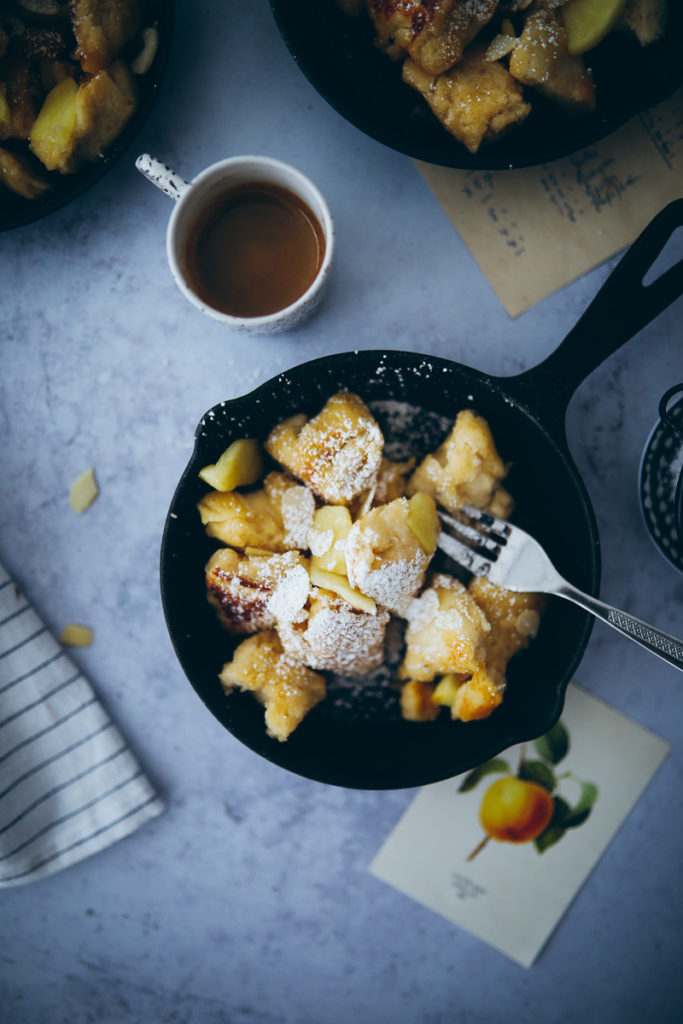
[29,77,79,172]
[309,565,377,614]
[199,438,263,492]
[309,505,353,575]
[59,623,93,647]
[433,673,466,707]
[406,492,439,554]
[69,467,99,513]
[562,0,629,55]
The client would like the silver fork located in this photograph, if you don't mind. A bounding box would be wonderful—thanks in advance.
[438,506,683,672]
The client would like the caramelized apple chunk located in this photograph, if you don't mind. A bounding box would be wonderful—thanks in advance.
[308,505,353,575]
[198,438,263,492]
[400,680,440,722]
[198,471,315,553]
[28,75,78,171]
[29,60,137,173]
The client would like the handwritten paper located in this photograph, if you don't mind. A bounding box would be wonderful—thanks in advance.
[417,86,683,316]
[369,684,669,967]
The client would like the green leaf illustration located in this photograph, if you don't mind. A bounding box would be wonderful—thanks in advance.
[534,821,565,853]
[458,757,510,792]
[534,720,570,765]
[534,795,571,853]
[518,759,556,792]
[562,780,599,829]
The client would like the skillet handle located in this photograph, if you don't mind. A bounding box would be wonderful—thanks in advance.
[510,198,683,436]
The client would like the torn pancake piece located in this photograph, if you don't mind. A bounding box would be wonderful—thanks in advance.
[277,588,390,676]
[344,495,435,616]
[408,408,513,516]
[400,573,491,681]
[265,391,383,505]
[205,548,310,634]
[402,44,531,154]
[219,630,326,742]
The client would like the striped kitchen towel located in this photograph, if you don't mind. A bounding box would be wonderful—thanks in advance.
[0,562,164,887]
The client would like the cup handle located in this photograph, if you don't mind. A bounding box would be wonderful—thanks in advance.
[135,153,191,201]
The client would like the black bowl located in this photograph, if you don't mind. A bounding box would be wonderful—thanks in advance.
[269,0,683,170]
[0,0,173,232]
[160,351,597,789]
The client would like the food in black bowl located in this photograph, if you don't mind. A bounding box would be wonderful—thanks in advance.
[0,0,173,231]
[160,200,683,789]
[269,0,683,169]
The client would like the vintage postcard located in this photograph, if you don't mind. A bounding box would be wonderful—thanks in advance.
[369,684,669,967]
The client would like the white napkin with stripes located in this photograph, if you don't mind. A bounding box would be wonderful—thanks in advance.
[0,561,164,887]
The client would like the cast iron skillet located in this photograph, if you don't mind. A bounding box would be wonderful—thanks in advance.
[161,200,683,789]
[0,0,173,232]
[269,0,683,170]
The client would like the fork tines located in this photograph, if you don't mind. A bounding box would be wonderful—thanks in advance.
[437,506,510,579]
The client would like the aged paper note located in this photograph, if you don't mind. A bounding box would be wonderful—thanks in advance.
[417,87,683,316]
[369,684,669,967]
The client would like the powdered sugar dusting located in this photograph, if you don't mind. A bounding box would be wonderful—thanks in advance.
[267,564,311,622]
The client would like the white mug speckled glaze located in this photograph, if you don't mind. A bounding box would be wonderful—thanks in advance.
[136,153,334,334]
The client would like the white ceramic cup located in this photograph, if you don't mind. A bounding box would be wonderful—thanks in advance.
[136,153,334,334]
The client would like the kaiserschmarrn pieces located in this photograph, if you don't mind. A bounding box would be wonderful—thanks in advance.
[536,40,596,113]
[277,588,390,676]
[507,9,566,85]
[367,0,499,74]
[199,393,545,739]
[205,548,310,635]
[402,45,531,153]
[198,471,315,552]
[0,0,150,194]
[344,496,435,616]
[449,576,544,721]
[219,630,326,742]
[71,0,146,74]
[400,574,491,681]
[371,456,415,506]
[339,0,667,154]
[264,391,383,505]
[408,408,513,516]
[510,6,595,114]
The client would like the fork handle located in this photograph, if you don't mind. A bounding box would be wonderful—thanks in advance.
[555,583,683,672]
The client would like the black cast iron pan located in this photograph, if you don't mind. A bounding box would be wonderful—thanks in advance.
[161,199,683,789]
[269,0,683,170]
